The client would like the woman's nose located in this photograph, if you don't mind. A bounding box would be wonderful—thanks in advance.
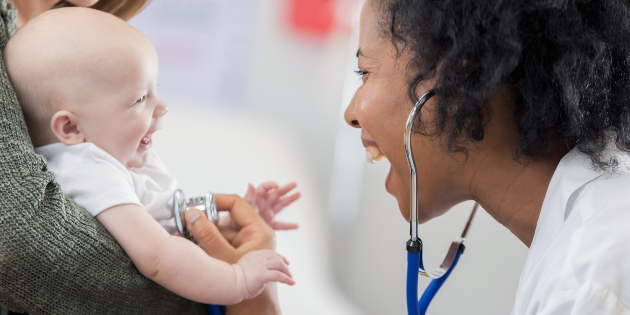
[344,88,361,128]
[154,99,168,118]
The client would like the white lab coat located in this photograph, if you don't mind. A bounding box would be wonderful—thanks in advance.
[512,148,630,314]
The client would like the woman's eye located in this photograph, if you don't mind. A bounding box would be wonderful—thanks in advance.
[355,69,368,77]
[355,69,369,83]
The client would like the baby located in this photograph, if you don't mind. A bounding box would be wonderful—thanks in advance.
[4,7,298,305]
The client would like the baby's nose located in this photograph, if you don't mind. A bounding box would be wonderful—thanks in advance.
[154,100,169,118]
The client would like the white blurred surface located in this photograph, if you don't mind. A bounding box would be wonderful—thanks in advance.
[130,1,530,314]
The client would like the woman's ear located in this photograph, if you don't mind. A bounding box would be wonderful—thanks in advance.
[50,110,85,145]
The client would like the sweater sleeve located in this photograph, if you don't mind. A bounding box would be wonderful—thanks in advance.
[0,2,205,314]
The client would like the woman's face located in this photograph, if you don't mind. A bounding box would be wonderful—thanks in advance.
[345,0,470,222]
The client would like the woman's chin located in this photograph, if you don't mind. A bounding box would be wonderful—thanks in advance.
[385,169,411,221]
[385,166,394,193]
[398,201,411,221]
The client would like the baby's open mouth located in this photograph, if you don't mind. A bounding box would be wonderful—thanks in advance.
[366,145,387,164]
[139,136,152,149]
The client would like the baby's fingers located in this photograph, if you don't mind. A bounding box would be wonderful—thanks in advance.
[266,254,293,278]
[267,182,298,202]
[256,181,279,197]
[265,270,295,286]
[243,183,256,206]
[276,252,291,265]
[272,192,301,214]
[270,221,299,230]
[276,182,298,195]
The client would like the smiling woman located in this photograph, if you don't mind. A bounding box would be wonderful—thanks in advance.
[344,0,630,314]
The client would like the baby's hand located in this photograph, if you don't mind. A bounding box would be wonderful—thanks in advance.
[243,181,300,230]
[234,250,295,299]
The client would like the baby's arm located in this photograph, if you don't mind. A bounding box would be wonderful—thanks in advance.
[96,204,294,305]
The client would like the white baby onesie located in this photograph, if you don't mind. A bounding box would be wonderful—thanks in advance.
[35,142,178,232]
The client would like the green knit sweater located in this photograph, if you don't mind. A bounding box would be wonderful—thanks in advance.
[0,2,205,314]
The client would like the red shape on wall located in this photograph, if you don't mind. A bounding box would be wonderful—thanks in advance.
[288,0,336,37]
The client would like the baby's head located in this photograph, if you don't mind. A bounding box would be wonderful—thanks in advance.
[4,7,167,168]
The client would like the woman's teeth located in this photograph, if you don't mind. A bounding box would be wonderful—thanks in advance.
[366,145,387,164]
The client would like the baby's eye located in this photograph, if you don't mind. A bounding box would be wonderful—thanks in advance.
[134,95,147,105]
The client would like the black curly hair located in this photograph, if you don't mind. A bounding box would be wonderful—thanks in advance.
[377,0,630,168]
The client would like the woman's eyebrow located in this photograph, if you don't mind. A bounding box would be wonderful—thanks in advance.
[357,49,373,60]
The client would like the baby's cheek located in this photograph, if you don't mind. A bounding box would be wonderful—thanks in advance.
[134,122,148,136]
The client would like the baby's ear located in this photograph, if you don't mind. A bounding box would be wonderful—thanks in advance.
[50,110,84,145]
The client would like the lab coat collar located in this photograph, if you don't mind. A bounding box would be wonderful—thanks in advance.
[519,148,602,287]
[524,147,629,281]
[539,146,629,230]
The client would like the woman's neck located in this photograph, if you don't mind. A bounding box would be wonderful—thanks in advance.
[469,151,564,247]
[8,0,59,28]
[462,85,567,247]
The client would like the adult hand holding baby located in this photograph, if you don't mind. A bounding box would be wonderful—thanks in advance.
[185,194,283,315]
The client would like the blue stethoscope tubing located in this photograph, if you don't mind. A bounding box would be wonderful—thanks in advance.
[207,304,224,315]
[407,246,464,315]
[405,90,478,315]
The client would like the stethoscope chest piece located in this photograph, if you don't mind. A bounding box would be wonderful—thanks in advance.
[173,189,219,240]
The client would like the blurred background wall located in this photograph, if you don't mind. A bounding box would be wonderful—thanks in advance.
[129,1,529,314]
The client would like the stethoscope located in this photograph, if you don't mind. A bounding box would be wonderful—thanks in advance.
[172,189,219,240]
[405,90,478,315]
[172,189,225,315]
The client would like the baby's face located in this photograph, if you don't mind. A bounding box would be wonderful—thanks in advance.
[4,7,169,168]
[74,44,167,169]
